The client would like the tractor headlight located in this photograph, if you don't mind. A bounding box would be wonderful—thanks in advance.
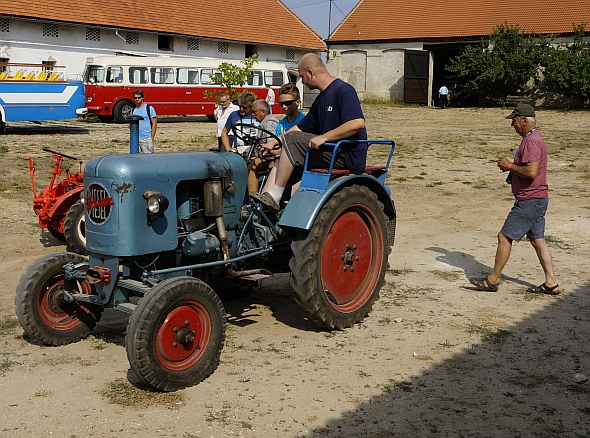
[147,193,169,215]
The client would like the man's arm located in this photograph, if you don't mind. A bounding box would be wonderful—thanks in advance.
[497,158,539,179]
[308,118,365,149]
[221,127,233,152]
[151,116,157,140]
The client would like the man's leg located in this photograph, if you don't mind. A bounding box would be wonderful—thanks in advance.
[529,238,558,289]
[487,232,512,284]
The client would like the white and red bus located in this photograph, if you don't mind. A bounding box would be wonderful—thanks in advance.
[82,56,297,123]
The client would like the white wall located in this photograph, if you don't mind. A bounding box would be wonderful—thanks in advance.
[0,18,311,74]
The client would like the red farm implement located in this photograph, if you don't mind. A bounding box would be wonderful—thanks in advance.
[29,148,86,255]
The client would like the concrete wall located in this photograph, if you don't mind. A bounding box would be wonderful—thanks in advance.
[0,17,308,75]
[326,41,428,104]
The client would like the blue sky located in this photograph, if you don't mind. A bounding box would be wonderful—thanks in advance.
[282,0,359,39]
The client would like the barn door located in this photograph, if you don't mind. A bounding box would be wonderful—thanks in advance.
[404,50,429,104]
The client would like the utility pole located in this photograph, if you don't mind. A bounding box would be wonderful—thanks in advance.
[328,0,333,38]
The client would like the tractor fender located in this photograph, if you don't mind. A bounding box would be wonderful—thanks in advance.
[278,174,395,232]
[47,186,83,218]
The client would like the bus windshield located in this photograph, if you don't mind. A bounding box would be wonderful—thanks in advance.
[83,65,105,84]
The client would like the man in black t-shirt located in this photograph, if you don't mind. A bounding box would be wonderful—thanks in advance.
[251,53,366,211]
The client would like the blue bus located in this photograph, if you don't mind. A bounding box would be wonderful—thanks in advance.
[0,63,87,133]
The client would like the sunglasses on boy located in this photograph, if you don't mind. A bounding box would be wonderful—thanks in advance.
[278,99,297,106]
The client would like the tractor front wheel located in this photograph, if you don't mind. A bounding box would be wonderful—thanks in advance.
[15,252,103,345]
[126,277,226,392]
[290,185,389,329]
[64,200,87,255]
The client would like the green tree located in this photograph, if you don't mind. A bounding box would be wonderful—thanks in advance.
[446,23,549,105]
[203,55,259,103]
[541,24,590,99]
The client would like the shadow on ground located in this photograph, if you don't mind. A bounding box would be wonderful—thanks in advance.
[302,281,590,437]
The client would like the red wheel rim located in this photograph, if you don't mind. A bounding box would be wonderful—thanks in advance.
[155,300,211,371]
[38,273,93,331]
[320,205,384,313]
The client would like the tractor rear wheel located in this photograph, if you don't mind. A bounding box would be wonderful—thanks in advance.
[126,277,226,392]
[15,252,103,345]
[290,185,389,329]
[64,200,87,255]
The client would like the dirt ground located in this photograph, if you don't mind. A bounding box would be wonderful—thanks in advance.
[0,105,589,438]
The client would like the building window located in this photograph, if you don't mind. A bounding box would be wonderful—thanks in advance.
[43,23,58,38]
[187,38,199,51]
[158,35,173,51]
[0,18,9,33]
[286,48,295,61]
[126,31,139,45]
[217,41,229,54]
[86,27,100,41]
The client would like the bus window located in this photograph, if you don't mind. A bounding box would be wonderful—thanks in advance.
[129,67,149,84]
[248,71,263,86]
[106,66,123,83]
[265,71,283,86]
[84,65,104,84]
[200,69,220,84]
[151,67,175,84]
[177,68,199,84]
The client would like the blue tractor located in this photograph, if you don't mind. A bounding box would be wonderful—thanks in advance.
[15,126,396,391]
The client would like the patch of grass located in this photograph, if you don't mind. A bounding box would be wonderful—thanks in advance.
[362,99,418,108]
[544,235,573,251]
[395,176,407,182]
[0,144,8,154]
[379,379,413,393]
[426,181,443,187]
[99,378,185,409]
[0,316,19,335]
[0,353,20,376]
[206,404,232,424]
[430,270,461,281]
[472,177,488,189]
[439,339,458,348]
[465,323,511,344]
[387,267,414,276]
[34,388,52,397]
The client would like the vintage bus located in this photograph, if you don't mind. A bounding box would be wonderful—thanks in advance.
[83,56,297,123]
[0,62,87,132]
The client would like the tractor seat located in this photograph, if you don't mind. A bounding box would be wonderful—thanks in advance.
[309,166,386,176]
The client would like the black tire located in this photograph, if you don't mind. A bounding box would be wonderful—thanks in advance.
[289,185,389,329]
[113,100,134,123]
[97,114,114,123]
[126,277,226,392]
[48,227,66,242]
[64,200,87,256]
[15,252,103,345]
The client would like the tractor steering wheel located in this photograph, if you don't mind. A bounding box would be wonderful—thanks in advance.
[231,123,282,163]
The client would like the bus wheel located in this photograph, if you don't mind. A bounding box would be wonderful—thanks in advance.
[113,100,134,123]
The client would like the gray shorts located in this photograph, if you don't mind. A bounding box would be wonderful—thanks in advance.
[139,138,154,153]
[501,197,548,242]
[281,131,345,169]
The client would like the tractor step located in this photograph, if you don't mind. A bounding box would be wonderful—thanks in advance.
[239,273,273,281]
[118,279,151,294]
[113,302,137,314]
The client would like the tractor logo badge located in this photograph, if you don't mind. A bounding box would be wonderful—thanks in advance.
[85,183,114,225]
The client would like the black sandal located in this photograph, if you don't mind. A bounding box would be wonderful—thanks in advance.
[469,277,500,292]
[526,283,560,295]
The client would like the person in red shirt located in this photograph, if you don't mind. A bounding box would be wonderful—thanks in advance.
[470,104,559,294]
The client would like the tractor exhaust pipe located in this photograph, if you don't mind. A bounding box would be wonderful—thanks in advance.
[203,179,230,261]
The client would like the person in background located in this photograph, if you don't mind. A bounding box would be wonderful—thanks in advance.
[213,93,238,150]
[469,104,559,295]
[246,100,279,193]
[220,92,258,153]
[131,89,157,153]
[265,83,275,114]
[439,83,449,109]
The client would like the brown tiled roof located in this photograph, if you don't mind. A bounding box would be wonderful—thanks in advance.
[1,0,326,51]
[329,0,590,42]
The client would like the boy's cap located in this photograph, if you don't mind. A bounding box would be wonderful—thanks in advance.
[505,103,535,119]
